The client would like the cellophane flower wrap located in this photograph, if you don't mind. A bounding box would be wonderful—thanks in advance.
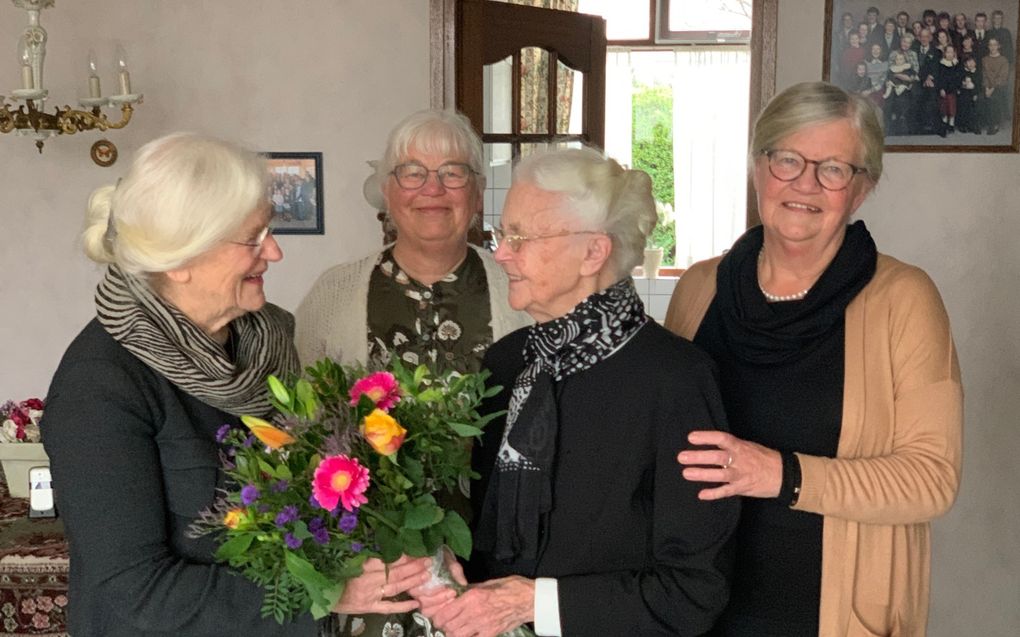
[188,358,502,624]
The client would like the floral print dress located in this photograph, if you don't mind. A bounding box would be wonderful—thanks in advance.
[366,248,493,375]
[337,248,494,637]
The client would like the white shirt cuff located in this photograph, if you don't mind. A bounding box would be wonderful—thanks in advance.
[533,577,562,636]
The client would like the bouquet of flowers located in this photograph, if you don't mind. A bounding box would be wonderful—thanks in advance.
[0,398,45,443]
[190,358,502,624]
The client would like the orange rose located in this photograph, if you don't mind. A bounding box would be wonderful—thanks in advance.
[240,415,296,449]
[223,508,247,529]
[362,408,407,456]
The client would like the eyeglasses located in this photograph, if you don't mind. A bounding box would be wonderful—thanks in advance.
[763,149,867,192]
[391,162,476,190]
[493,227,605,252]
[228,225,273,256]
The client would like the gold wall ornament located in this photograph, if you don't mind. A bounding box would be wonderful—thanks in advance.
[90,139,118,167]
[3,0,142,154]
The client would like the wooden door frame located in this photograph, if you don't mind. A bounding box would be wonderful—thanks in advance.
[429,0,778,227]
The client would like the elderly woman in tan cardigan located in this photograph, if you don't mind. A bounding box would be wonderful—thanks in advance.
[668,82,962,637]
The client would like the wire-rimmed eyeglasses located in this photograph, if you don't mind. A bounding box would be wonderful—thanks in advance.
[763,149,867,191]
[228,225,273,256]
[390,162,477,190]
[493,227,606,252]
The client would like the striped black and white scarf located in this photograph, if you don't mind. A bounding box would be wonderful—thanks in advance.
[476,277,647,564]
[96,266,299,417]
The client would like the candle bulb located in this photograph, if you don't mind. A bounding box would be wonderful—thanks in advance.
[19,36,34,90]
[87,50,101,98]
[116,46,131,95]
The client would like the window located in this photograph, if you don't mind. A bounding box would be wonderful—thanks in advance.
[581,0,753,268]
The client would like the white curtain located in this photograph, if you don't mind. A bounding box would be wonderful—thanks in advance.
[603,47,750,267]
[672,47,750,266]
[603,51,634,169]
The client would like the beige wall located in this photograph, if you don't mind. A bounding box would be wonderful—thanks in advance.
[2,2,1018,633]
[779,2,1020,635]
[0,0,428,397]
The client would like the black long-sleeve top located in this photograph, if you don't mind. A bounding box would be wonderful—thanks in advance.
[470,322,739,636]
[42,320,316,636]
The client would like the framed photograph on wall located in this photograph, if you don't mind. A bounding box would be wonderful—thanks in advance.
[264,152,324,234]
[823,1,1019,152]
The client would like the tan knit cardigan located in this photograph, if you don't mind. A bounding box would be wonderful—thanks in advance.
[294,245,532,367]
[665,253,963,637]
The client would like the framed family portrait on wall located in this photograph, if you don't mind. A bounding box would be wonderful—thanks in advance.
[264,152,324,234]
[823,1,1020,152]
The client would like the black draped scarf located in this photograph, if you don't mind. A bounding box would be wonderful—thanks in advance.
[715,221,878,366]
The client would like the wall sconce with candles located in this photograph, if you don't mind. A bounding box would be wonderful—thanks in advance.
[0,0,142,161]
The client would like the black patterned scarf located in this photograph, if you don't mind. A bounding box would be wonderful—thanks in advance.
[476,278,647,564]
[95,265,299,417]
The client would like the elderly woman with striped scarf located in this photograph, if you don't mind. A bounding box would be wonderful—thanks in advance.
[41,133,430,637]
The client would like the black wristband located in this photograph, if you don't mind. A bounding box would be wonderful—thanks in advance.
[779,451,802,507]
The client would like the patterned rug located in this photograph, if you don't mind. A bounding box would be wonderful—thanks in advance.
[0,473,68,637]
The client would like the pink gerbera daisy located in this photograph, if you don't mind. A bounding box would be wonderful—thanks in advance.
[312,455,370,512]
[348,371,402,411]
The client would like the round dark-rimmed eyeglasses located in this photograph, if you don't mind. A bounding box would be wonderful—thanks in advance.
[493,227,606,252]
[228,225,273,257]
[391,162,476,190]
[763,149,867,192]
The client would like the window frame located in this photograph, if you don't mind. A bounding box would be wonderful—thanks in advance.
[429,0,778,264]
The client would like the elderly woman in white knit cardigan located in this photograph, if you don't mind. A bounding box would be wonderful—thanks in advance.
[295,110,530,637]
[295,110,530,373]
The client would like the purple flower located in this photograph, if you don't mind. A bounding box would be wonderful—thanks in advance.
[215,424,232,443]
[240,484,260,506]
[311,526,330,545]
[350,542,364,553]
[275,505,299,528]
[308,517,325,532]
[284,533,303,549]
[338,510,358,534]
[271,479,289,493]
[242,434,256,448]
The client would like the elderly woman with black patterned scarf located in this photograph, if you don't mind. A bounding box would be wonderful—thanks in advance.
[41,133,430,637]
[668,82,963,636]
[415,147,739,637]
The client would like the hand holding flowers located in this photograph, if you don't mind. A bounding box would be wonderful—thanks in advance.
[189,358,502,624]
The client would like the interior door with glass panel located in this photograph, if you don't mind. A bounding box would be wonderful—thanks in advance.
[445,0,607,238]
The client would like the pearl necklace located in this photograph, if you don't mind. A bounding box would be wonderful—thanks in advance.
[758,248,811,302]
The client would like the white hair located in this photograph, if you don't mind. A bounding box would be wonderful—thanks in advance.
[368,109,487,207]
[82,132,268,276]
[512,147,656,279]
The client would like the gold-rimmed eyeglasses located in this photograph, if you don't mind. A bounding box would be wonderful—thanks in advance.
[391,162,477,190]
[228,225,273,256]
[763,149,867,191]
[493,227,606,252]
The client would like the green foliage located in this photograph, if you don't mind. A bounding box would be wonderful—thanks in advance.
[632,83,677,264]
[189,357,502,624]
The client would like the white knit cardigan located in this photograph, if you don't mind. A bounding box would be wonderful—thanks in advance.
[294,245,533,367]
